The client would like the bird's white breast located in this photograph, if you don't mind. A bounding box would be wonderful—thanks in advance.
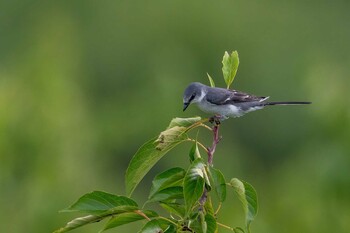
[196,100,244,118]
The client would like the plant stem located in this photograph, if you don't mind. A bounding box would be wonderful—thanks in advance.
[155,216,178,226]
[207,124,221,166]
[198,189,208,211]
[217,222,235,231]
[199,122,221,212]
[186,138,209,153]
[134,210,151,221]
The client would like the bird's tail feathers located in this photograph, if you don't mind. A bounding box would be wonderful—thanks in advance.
[264,101,311,106]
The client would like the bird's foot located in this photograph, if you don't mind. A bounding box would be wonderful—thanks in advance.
[209,115,226,125]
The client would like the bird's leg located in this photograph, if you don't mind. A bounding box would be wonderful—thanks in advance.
[209,115,226,125]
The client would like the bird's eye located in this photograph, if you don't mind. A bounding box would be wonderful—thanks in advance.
[189,94,196,101]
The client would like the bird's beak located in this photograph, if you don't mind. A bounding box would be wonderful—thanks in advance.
[183,102,190,111]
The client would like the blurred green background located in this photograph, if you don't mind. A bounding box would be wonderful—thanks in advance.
[1,1,350,232]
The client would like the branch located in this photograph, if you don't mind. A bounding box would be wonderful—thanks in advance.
[207,124,221,166]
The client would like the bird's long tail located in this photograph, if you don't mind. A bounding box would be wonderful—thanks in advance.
[264,101,311,106]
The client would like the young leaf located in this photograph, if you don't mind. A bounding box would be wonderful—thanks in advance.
[53,215,103,233]
[207,73,215,87]
[61,191,138,214]
[222,51,239,89]
[189,141,201,162]
[183,159,206,215]
[230,178,258,232]
[126,117,203,197]
[149,167,185,199]
[148,186,183,203]
[209,167,227,202]
[100,210,158,232]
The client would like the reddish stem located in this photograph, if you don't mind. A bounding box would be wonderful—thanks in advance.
[207,124,221,166]
[199,122,221,211]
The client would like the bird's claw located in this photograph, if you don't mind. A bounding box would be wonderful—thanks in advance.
[209,115,223,125]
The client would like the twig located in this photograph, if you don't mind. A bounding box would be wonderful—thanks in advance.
[134,210,151,221]
[186,138,209,153]
[215,202,222,215]
[155,216,178,226]
[217,222,235,231]
[207,124,221,166]
[199,121,222,212]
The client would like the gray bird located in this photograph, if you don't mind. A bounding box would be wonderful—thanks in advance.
[183,82,311,119]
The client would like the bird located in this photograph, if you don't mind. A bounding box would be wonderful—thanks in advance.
[183,82,311,119]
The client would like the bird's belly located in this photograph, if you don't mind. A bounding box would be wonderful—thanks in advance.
[197,102,243,118]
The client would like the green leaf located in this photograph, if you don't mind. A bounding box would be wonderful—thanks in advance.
[204,196,214,216]
[207,73,215,87]
[138,219,174,233]
[138,219,163,233]
[189,141,201,162]
[126,117,203,197]
[148,186,183,203]
[62,191,138,214]
[159,202,186,217]
[205,213,217,233]
[164,224,177,233]
[53,215,103,233]
[222,51,239,89]
[183,159,206,215]
[230,178,258,232]
[190,213,217,233]
[100,210,158,232]
[149,167,185,199]
[54,192,142,233]
[234,227,246,233]
[209,167,226,202]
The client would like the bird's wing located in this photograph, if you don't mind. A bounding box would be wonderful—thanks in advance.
[206,88,268,105]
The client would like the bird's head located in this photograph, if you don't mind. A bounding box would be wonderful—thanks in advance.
[183,82,206,111]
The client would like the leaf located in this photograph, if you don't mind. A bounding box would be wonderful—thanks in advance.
[189,213,217,233]
[183,159,206,215]
[155,126,189,151]
[230,178,258,232]
[159,202,186,217]
[55,192,140,233]
[207,73,215,87]
[148,186,183,203]
[167,116,202,128]
[222,51,239,89]
[149,167,186,199]
[204,196,214,216]
[189,141,201,162]
[100,210,158,232]
[138,219,163,233]
[209,167,226,202]
[164,224,177,233]
[53,215,103,233]
[125,117,202,197]
[61,191,138,214]
[205,213,217,233]
[138,219,174,233]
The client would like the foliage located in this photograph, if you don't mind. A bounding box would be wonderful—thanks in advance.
[55,51,258,233]
[222,51,239,89]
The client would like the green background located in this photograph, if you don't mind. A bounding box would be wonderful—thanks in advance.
[1,1,349,232]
